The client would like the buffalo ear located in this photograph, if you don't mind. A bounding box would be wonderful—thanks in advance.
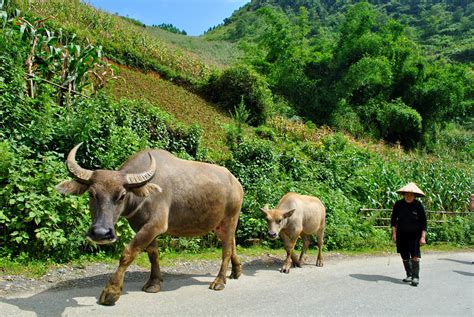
[284,209,295,219]
[260,204,270,214]
[130,183,162,197]
[55,180,88,196]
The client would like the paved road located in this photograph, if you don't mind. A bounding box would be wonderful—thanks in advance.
[1,251,472,316]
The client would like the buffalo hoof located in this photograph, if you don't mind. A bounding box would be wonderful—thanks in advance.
[142,279,162,293]
[99,287,121,306]
[209,280,226,291]
[292,261,302,268]
[229,268,242,279]
[280,267,290,274]
[316,260,324,267]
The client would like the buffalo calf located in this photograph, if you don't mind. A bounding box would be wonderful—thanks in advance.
[261,192,326,273]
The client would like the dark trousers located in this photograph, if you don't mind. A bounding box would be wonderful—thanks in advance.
[396,231,421,260]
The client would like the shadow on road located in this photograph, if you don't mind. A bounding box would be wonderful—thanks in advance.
[453,270,474,277]
[438,258,473,265]
[349,274,405,284]
[242,254,325,275]
[242,255,282,276]
[0,270,213,317]
[0,257,285,317]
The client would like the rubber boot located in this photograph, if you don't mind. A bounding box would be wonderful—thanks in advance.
[411,259,420,286]
[402,259,412,283]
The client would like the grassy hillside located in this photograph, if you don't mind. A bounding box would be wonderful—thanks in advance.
[145,27,243,69]
[18,0,245,157]
[104,64,233,157]
[22,0,214,83]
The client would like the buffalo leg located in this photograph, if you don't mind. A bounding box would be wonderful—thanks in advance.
[316,228,324,267]
[142,239,163,293]
[299,235,311,265]
[99,221,165,305]
[211,215,240,290]
[280,233,299,273]
[229,237,242,279]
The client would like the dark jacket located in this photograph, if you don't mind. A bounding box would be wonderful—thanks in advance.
[391,199,427,233]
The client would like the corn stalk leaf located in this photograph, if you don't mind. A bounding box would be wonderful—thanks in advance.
[19,23,26,39]
[0,11,6,28]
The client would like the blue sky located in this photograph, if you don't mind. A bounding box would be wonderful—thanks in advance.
[85,0,250,36]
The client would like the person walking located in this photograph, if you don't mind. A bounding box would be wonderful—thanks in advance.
[391,182,427,287]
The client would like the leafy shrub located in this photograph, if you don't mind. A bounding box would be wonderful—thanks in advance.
[205,64,273,125]
[331,100,365,138]
[0,140,12,181]
[358,98,422,147]
[255,125,276,140]
[226,139,278,188]
[0,142,94,261]
[279,145,309,181]
[342,56,393,106]
[376,99,423,147]
[429,216,472,245]
[0,92,206,262]
[225,139,282,242]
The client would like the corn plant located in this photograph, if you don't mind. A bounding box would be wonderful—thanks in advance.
[2,6,115,104]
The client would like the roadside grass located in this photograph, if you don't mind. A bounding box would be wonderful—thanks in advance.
[0,258,53,279]
[1,244,471,278]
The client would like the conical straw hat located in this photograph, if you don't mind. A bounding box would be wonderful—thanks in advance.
[396,182,425,197]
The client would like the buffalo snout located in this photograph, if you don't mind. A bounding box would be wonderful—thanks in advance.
[267,231,278,240]
[87,225,116,244]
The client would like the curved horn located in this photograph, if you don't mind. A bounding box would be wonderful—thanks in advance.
[66,143,93,183]
[125,153,156,187]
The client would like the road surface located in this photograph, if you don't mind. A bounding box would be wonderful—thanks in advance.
[0,251,472,316]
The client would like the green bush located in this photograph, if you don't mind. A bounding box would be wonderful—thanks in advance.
[0,142,94,261]
[0,140,12,181]
[357,98,422,147]
[376,99,423,147]
[205,64,273,125]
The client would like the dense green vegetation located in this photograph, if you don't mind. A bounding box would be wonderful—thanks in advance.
[207,1,472,149]
[0,0,472,264]
[207,0,473,63]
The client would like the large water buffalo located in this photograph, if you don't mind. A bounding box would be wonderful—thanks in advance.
[56,143,243,305]
[261,192,326,273]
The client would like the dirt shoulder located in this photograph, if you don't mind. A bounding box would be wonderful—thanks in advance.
[0,252,330,296]
[1,249,471,297]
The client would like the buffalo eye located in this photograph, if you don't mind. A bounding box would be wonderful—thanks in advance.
[277,219,282,224]
[116,190,127,202]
